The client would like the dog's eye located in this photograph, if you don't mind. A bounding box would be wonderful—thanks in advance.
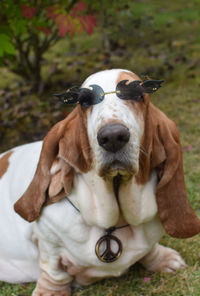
[116,80,144,102]
[79,84,104,107]
[54,84,105,107]
[78,88,95,107]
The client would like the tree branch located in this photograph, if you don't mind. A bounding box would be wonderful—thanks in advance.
[39,29,60,55]
[67,0,79,12]
[13,36,33,78]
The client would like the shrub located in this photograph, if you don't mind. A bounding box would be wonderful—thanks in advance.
[0,0,97,91]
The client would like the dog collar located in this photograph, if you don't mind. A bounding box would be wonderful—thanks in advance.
[65,197,129,263]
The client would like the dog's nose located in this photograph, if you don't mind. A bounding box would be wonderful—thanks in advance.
[97,123,130,153]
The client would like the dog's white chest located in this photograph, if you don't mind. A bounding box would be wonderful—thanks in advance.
[34,191,164,282]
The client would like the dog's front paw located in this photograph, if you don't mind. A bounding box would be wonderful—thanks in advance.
[140,243,187,273]
[32,271,71,296]
[151,247,186,273]
[32,286,71,296]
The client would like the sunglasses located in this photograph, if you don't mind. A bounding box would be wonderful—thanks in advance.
[54,79,164,108]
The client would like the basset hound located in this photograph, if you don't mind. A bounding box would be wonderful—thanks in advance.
[0,69,200,296]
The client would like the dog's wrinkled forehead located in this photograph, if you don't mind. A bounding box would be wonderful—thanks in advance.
[82,69,140,92]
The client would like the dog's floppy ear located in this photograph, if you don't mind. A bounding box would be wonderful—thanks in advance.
[14,105,91,222]
[148,103,200,238]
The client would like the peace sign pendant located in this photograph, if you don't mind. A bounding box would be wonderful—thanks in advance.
[95,231,122,263]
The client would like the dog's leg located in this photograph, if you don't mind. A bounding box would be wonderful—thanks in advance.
[140,243,186,273]
[32,240,72,296]
[32,270,71,296]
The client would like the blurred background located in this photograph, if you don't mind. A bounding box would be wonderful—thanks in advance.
[0,1,200,295]
[1,0,200,152]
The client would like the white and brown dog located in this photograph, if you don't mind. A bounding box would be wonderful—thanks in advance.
[0,69,200,296]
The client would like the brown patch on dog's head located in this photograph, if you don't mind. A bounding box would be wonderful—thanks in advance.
[116,71,141,84]
[116,70,149,148]
[0,151,13,179]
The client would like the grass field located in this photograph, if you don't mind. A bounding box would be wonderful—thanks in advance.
[0,0,200,295]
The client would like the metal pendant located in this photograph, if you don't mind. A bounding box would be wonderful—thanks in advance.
[95,233,122,263]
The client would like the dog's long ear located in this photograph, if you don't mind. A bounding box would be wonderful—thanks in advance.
[14,105,91,222]
[148,103,200,238]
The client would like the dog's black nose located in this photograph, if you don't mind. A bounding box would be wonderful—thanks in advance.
[97,123,130,153]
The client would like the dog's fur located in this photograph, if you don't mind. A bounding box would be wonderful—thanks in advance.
[0,69,200,296]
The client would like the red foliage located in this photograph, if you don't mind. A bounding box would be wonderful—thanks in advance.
[22,2,97,37]
[72,1,86,16]
[54,15,76,37]
[80,15,97,35]
[22,4,36,19]
[46,6,56,20]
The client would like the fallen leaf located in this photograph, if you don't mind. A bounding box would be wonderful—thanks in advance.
[143,276,151,282]
[182,145,193,152]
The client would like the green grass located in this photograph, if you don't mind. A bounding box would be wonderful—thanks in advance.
[1,0,200,295]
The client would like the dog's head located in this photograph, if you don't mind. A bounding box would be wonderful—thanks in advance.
[14,69,200,238]
[83,69,145,179]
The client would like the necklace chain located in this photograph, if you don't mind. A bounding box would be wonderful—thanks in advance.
[65,197,129,263]
[66,197,129,233]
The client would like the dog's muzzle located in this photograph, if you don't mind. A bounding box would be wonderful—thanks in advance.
[97,123,130,153]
